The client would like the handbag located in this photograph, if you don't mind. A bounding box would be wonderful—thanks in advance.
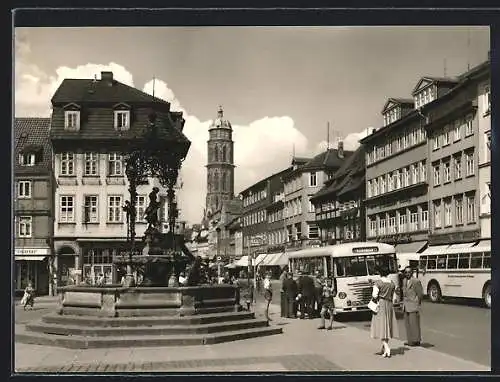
[368,299,379,314]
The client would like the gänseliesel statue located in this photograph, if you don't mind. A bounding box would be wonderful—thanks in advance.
[144,187,161,229]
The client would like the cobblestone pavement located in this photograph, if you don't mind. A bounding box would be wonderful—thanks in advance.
[17,354,343,373]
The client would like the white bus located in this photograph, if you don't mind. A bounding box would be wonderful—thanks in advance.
[418,244,491,308]
[288,242,401,315]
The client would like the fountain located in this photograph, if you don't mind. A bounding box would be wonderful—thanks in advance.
[16,110,282,348]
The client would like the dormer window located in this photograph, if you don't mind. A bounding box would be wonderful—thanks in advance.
[414,86,436,109]
[19,152,35,166]
[114,110,130,131]
[64,110,80,131]
[383,107,401,126]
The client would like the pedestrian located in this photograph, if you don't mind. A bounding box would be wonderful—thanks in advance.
[245,279,254,311]
[282,272,298,318]
[297,271,315,319]
[370,266,399,358]
[279,269,288,317]
[22,282,35,310]
[402,265,424,347]
[318,278,336,330]
[263,273,273,322]
[313,271,324,317]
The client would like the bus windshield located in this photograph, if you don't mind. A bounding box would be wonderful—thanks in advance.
[334,254,397,277]
[290,256,328,276]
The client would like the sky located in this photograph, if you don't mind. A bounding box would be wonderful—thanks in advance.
[14,26,490,225]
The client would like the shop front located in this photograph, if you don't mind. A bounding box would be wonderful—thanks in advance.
[14,247,50,297]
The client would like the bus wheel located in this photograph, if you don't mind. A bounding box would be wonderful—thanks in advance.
[483,283,491,309]
[427,282,442,303]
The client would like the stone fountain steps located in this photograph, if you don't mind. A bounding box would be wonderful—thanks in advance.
[25,318,269,336]
[59,305,238,317]
[15,324,282,349]
[41,311,256,327]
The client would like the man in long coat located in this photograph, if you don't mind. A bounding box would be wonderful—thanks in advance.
[282,273,298,318]
[402,266,424,346]
[297,272,315,319]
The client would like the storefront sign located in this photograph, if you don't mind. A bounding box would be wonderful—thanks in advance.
[15,248,50,256]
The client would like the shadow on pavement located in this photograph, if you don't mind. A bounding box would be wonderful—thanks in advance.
[419,342,435,349]
[391,346,411,356]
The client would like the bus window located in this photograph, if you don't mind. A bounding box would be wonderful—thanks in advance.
[447,254,458,269]
[409,260,419,270]
[470,253,483,269]
[427,255,437,269]
[334,257,367,277]
[327,257,334,277]
[419,256,427,270]
[437,255,447,269]
[458,253,470,269]
[483,252,491,269]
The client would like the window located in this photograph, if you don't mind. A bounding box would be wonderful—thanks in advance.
[433,136,439,151]
[64,111,80,130]
[485,132,491,162]
[454,121,461,141]
[308,224,319,239]
[455,197,463,225]
[83,195,98,223]
[421,209,429,230]
[367,180,372,198]
[398,212,407,232]
[114,111,130,131]
[373,178,378,196]
[60,152,74,176]
[484,85,491,113]
[395,170,401,189]
[397,136,403,152]
[444,200,452,226]
[380,176,386,194]
[470,253,483,269]
[410,212,419,231]
[433,163,440,186]
[442,130,450,146]
[447,254,458,269]
[443,161,451,183]
[388,173,394,192]
[434,201,442,228]
[388,216,396,234]
[458,254,470,269]
[59,195,75,223]
[411,164,418,184]
[437,255,447,269]
[308,200,315,213]
[404,167,410,188]
[108,153,123,176]
[385,142,392,156]
[419,161,426,182]
[454,156,462,179]
[18,181,31,198]
[18,153,35,166]
[108,196,123,223]
[84,152,99,176]
[465,118,473,136]
[465,151,474,176]
[379,218,387,235]
[18,216,32,237]
[369,218,377,237]
[466,195,476,223]
[309,172,317,187]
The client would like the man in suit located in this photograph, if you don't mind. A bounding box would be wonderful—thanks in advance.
[297,271,315,319]
[402,266,424,346]
[282,272,298,318]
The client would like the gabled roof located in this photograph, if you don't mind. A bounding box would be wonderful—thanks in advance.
[51,78,171,107]
[382,98,414,113]
[300,148,353,172]
[14,118,52,175]
[411,76,459,95]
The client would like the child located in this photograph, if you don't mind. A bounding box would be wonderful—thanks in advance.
[318,278,336,330]
[22,282,35,310]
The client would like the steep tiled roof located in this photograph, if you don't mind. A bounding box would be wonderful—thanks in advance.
[301,148,353,171]
[51,78,170,106]
[14,118,52,175]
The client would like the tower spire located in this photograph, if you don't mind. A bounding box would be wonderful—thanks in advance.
[217,105,223,118]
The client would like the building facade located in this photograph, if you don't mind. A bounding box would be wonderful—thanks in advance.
[14,118,54,296]
[50,71,187,286]
[205,106,235,218]
[422,60,490,245]
[282,145,352,251]
[311,145,366,245]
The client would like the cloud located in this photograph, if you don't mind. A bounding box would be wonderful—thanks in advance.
[315,126,373,153]
[14,36,369,225]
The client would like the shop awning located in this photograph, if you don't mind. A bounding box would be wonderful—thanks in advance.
[448,242,476,249]
[421,245,450,254]
[395,241,427,254]
[269,251,289,267]
[254,253,269,267]
[224,263,238,269]
[15,256,46,261]
[234,255,249,267]
[475,239,491,250]
[260,253,282,266]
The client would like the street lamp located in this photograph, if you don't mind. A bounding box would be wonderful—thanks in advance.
[216,227,221,281]
[121,110,190,286]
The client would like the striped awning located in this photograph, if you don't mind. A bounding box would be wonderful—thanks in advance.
[269,252,289,266]
[234,255,249,267]
[260,253,282,266]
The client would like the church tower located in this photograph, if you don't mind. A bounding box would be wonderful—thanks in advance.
[205,106,235,218]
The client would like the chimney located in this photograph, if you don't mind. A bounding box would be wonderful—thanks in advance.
[372,128,377,134]
[101,71,114,85]
[337,141,344,159]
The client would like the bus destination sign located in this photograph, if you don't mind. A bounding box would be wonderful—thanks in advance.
[352,247,379,254]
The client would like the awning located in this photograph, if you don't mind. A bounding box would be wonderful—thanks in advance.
[260,253,282,266]
[269,251,289,267]
[448,242,476,249]
[15,256,46,261]
[395,241,427,254]
[475,239,491,250]
[421,245,449,254]
[234,255,249,267]
[224,263,238,269]
[254,253,268,267]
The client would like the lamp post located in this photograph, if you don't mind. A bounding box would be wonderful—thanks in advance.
[216,227,221,281]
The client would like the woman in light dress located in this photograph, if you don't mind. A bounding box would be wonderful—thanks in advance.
[370,266,399,358]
